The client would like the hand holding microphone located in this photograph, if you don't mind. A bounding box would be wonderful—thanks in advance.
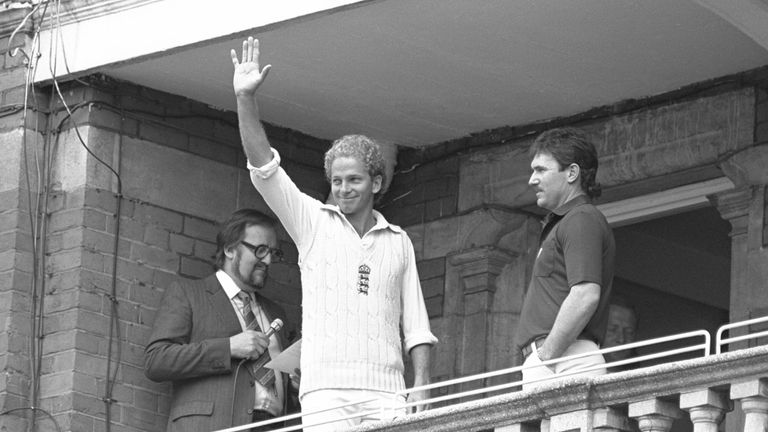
[256,318,283,336]
[230,318,283,359]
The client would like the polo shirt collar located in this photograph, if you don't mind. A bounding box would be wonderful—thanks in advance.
[542,194,590,227]
[551,194,590,217]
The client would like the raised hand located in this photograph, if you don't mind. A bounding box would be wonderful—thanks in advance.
[231,36,272,97]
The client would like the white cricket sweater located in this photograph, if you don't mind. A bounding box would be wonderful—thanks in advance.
[249,151,437,397]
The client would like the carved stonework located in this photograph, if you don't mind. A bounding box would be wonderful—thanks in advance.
[709,174,768,328]
[445,247,515,394]
[461,89,755,211]
[720,145,768,188]
[450,247,513,295]
[709,187,753,238]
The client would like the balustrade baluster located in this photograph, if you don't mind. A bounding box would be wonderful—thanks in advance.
[628,398,683,432]
[731,379,768,432]
[680,389,731,432]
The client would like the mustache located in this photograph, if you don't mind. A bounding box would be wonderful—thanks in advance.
[252,262,269,271]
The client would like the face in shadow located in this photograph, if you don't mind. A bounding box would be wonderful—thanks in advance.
[603,304,638,363]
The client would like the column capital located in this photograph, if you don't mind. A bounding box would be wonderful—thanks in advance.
[740,396,768,414]
[629,399,683,432]
[448,246,513,267]
[708,187,753,237]
[449,247,514,295]
[680,389,731,429]
[730,378,768,400]
[714,145,768,242]
[680,388,732,411]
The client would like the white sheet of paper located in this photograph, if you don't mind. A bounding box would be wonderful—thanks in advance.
[265,338,301,374]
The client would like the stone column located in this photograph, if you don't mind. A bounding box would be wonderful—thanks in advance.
[730,379,768,432]
[711,144,768,343]
[679,389,731,432]
[448,247,514,397]
[628,399,683,432]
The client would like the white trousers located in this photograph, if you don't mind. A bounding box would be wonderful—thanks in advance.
[300,389,406,432]
[522,339,606,390]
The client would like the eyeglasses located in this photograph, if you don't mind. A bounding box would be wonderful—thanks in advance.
[240,240,284,262]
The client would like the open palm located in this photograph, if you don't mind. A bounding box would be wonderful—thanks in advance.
[231,37,272,96]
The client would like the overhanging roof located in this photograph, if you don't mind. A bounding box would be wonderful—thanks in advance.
[26,0,768,147]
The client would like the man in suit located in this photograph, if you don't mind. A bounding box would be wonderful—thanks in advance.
[145,209,295,432]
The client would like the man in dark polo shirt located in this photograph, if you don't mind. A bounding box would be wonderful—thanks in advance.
[514,127,615,389]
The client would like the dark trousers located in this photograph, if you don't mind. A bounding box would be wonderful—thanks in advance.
[251,410,283,432]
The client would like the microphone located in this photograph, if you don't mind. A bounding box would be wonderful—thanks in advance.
[246,319,283,369]
[246,317,283,335]
[264,318,283,337]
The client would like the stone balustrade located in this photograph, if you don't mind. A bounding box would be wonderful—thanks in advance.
[354,345,768,432]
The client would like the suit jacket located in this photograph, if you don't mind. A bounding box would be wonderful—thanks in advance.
[144,274,293,432]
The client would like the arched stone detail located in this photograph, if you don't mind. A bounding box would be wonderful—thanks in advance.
[456,208,532,254]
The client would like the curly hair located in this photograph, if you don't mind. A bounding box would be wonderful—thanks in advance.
[529,127,602,198]
[323,134,388,197]
[213,209,278,270]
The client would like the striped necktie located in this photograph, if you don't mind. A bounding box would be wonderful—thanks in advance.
[236,292,275,388]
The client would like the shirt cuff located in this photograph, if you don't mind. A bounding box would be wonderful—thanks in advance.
[403,331,438,354]
[247,148,281,179]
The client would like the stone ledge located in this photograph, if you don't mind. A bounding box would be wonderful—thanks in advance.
[354,345,768,432]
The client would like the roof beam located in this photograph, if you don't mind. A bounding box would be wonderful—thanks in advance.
[33,0,370,83]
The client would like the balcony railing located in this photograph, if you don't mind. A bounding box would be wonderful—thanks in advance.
[216,317,768,432]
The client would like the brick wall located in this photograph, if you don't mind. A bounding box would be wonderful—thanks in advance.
[382,157,460,228]
[4,31,768,431]
[1,24,44,432]
[2,72,328,431]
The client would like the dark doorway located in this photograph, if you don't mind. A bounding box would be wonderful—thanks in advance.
[612,205,731,361]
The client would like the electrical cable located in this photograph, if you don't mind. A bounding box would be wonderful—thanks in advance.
[5,0,46,63]
[0,407,62,432]
[30,2,53,431]
[1,2,61,432]
[7,6,763,432]
[1,2,124,432]
[50,86,124,432]
[103,114,125,432]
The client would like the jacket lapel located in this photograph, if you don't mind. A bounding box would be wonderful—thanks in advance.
[203,274,241,334]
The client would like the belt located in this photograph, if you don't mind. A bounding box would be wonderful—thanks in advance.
[521,336,600,359]
[521,336,546,359]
